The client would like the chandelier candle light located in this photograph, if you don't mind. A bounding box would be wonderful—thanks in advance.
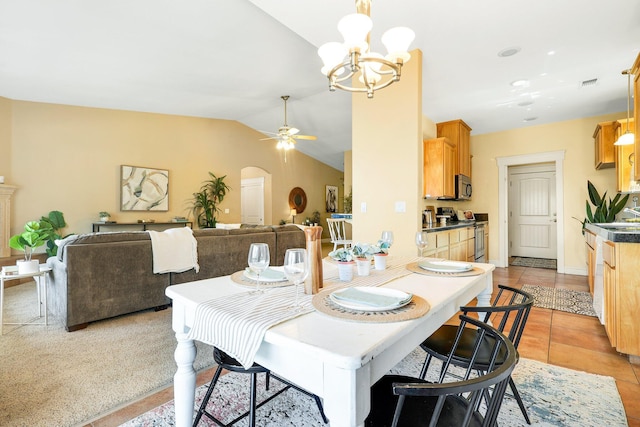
[318,0,415,98]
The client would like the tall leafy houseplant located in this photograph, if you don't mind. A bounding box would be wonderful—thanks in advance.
[191,172,231,228]
[8,210,68,259]
[9,220,53,261]
[578,180,629,231]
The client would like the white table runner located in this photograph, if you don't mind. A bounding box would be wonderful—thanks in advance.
[186,286,313,369]
[187,256,421,369]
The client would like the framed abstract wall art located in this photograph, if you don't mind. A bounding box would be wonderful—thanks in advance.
[121,165,169,211]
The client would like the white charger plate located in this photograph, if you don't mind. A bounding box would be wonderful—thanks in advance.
[243,266,287,282]
[329,287,412,312]
[418,260,473,273]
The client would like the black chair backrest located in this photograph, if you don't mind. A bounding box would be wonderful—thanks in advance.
[393,314,518,427]
[460,284,533,349]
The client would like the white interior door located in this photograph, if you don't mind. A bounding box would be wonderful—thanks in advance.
[508,164,557,259]
[241,177,264,225]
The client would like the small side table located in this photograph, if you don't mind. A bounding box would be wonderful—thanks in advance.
[0,264,51,335]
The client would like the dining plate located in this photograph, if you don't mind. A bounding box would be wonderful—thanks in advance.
[243,266,287,282]
[418,260,473,273]
[329,287,412,312]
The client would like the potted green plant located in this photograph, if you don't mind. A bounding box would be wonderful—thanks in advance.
[328,247,355,281]
[190,172,231,228]
[352,242,374,276]
[371,239,391,270]
[575,181,629,233]
[9,220,54,274]
[99,211,111,222]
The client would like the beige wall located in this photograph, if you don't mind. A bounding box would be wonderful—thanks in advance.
[4,100,342,251]
[352,49,423,256]
[462,112,621,273]
[0,97,11,179]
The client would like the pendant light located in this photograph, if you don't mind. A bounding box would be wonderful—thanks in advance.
[614,69,635,146]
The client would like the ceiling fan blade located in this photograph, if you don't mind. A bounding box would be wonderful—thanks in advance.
[259,136,279,141]
[288,127,300,135]
[292,134,317,140]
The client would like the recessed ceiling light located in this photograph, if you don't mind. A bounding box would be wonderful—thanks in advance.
[518,101,534,107]
[523,117,538,122]
[498,46,521,57]
[547,50,556,56]
[511,79,529,87]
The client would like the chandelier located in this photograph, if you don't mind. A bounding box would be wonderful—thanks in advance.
[317,0,415,98]
[614,69,635,146]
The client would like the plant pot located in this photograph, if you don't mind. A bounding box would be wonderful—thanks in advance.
[356,258,370,276]
[100,216,110,222]
[337,261,354,282]
[17,259,39,275]
[374,253,388,270]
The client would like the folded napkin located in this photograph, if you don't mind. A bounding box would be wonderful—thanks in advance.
[331,287,412,308]
[244,267,286,282]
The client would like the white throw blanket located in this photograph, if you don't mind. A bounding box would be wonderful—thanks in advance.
[148,228,199,274]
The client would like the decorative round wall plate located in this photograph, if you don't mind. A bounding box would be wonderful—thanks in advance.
[289,187,307,214]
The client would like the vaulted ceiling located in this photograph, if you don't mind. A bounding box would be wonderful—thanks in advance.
[1,0,638,170]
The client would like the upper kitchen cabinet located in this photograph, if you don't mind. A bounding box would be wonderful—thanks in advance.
[593,121,616,169]
[436,119,472,178]
[423,137,455,199]
[614,118,635,193]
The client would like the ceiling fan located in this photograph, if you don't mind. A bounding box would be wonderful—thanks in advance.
[261,96,317,160]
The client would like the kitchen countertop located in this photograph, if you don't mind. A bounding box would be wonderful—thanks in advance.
[422,220,487,232]
[585,223,640,243]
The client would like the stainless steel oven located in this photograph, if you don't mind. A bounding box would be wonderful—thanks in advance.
[474,224,485,263]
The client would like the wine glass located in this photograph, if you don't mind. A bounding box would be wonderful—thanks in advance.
[283,248,309,310]
[381,230,394,247]
[415,231,429,257]
[247,243,270,293]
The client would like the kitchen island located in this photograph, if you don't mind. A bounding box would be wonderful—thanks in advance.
[585,223,640,364]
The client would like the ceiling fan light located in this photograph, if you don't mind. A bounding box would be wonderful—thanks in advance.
[614,131,635,146]
[276,140,283,150]
[338,13,371,51]
[381,27,415,62]
[318,42,347,75]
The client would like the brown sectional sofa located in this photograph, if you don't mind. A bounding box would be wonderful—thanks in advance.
[46,225,305,331]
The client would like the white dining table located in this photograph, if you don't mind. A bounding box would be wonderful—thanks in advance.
[166,259,494,427]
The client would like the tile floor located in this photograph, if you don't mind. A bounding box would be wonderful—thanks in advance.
[87,264,640,427]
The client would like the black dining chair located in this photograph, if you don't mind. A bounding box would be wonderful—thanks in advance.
[418,284,533,424]
[193,347,328,427]
[365,314,518,427]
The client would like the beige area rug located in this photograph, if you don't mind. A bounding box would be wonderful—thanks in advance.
[0,281,214,427]
[522,284,598,317]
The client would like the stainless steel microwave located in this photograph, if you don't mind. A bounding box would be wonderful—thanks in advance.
[455,174,472,200]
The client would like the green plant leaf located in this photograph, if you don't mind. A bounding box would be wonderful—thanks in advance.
[587,180,603,207]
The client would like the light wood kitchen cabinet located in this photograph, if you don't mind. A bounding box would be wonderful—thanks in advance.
[436,119,472,178]
[593,121,616,169]
[449,228,466,261]
[600,238,640,358]
[422,226,475,261]
[484,225,489,261]
[466,228,475,263]
[602,241,617,347]
[614,118,635,193]
[423,137,455,199]
[585,229,596,295]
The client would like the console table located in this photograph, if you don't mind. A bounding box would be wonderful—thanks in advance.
[92,221,192,232]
